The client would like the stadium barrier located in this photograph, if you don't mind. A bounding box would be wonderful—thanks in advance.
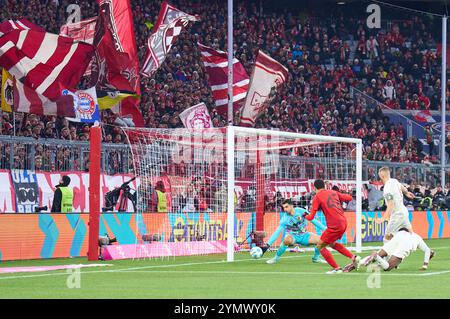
[1,163,449,214]
[0,211,448,261]
[1,136,449,188]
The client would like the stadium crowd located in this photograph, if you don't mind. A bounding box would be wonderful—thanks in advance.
[0,0,448,167]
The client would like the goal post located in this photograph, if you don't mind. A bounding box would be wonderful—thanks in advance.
[227,126,363,261]
[88,125,102,261]
[120,126,363,261]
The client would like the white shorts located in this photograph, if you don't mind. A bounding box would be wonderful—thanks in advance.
[386,209,411,236]
[382,231,412,259]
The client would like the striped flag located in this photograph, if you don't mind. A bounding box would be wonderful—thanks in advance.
[0,29,95,100]
[0,18,45,36]
[198,43,249,115]
[60,17,97,76]
[240,50,288,127]
[142,1,199,77]
[13,77,75,117]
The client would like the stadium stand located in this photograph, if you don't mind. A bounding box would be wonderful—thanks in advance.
[0,0,448,167]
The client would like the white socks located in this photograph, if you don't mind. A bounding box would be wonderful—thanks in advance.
[375,255,389,270]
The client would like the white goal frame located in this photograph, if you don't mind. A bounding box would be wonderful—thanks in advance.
[226,126,363,262]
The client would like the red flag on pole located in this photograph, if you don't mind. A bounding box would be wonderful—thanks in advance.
[240,50,288,127]
[142,1,199,77]
[198,43,249,116]
[60,17,97,76]
[0,18,45,36]
[91,0,144,126]
[0,29,95,101]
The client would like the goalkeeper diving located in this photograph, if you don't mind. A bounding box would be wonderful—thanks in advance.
[262,198,327,264]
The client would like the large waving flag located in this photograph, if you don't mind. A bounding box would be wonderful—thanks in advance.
[13,78,75,117]
[60,17,97,44]
[198,43,249,115]
[0,18,45,36]
[91,0,144,126]
[60,17,97,76]
[0,29,95,101]
[142,1,199,77]
[240,51,288,127]
[91,0,139,93]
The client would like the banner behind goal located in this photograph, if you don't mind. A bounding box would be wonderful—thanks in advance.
[122,126,362,261]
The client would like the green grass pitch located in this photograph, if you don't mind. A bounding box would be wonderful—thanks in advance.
[1,238,449,299]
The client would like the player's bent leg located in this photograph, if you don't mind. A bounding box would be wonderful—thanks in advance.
[329,241,357,262]
[267,234,294,264]
[317,239,341,272]
[307,233,326,263]
[384,256,402,271]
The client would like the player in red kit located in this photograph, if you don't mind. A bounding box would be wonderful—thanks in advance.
[304,179,361,274]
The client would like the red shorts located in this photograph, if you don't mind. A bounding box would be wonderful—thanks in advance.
[320,227,346,244]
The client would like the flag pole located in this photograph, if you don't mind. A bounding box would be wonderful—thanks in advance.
[13,111,16,137]
[227,0,233,125]
[441,16,447,190]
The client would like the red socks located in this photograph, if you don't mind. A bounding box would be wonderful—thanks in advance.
[332,243,354,259]
[320,248,339,269]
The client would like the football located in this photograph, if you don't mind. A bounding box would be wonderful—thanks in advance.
[250,246,263,259]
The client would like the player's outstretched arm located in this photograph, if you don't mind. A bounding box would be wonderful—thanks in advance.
[337,192,353,203]
[416,235,432,270]
[263,224,285,255]
[401,184,415,199]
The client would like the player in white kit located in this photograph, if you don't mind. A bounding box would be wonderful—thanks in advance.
[377,167,415,242]
[359,228,434,271]
[343,228,435,272]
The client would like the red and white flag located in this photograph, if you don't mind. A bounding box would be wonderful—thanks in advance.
[413,109,436,123]
[198,43,249,115]
[0,18,45,37]
[13,78,75,117]
[91,0,144,127]
[240,51,288,127]
[179,102,213,130]
[0,29,95,100]
[60,17,97,76]
[141,1,199,77]
[60,17,97,44]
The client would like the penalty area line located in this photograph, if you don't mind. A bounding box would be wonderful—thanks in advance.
[93,270,446,277]
[418,270,450,276]
[0,254,311,280]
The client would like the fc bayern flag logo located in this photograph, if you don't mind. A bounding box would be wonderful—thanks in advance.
[77,92,96,118]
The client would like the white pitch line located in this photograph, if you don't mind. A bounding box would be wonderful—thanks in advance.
[1,244,449,281]
[417,270,450,276]
[101,270,433,277]
[0,254,309,280]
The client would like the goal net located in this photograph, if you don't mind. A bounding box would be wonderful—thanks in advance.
[121,126,362,261]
